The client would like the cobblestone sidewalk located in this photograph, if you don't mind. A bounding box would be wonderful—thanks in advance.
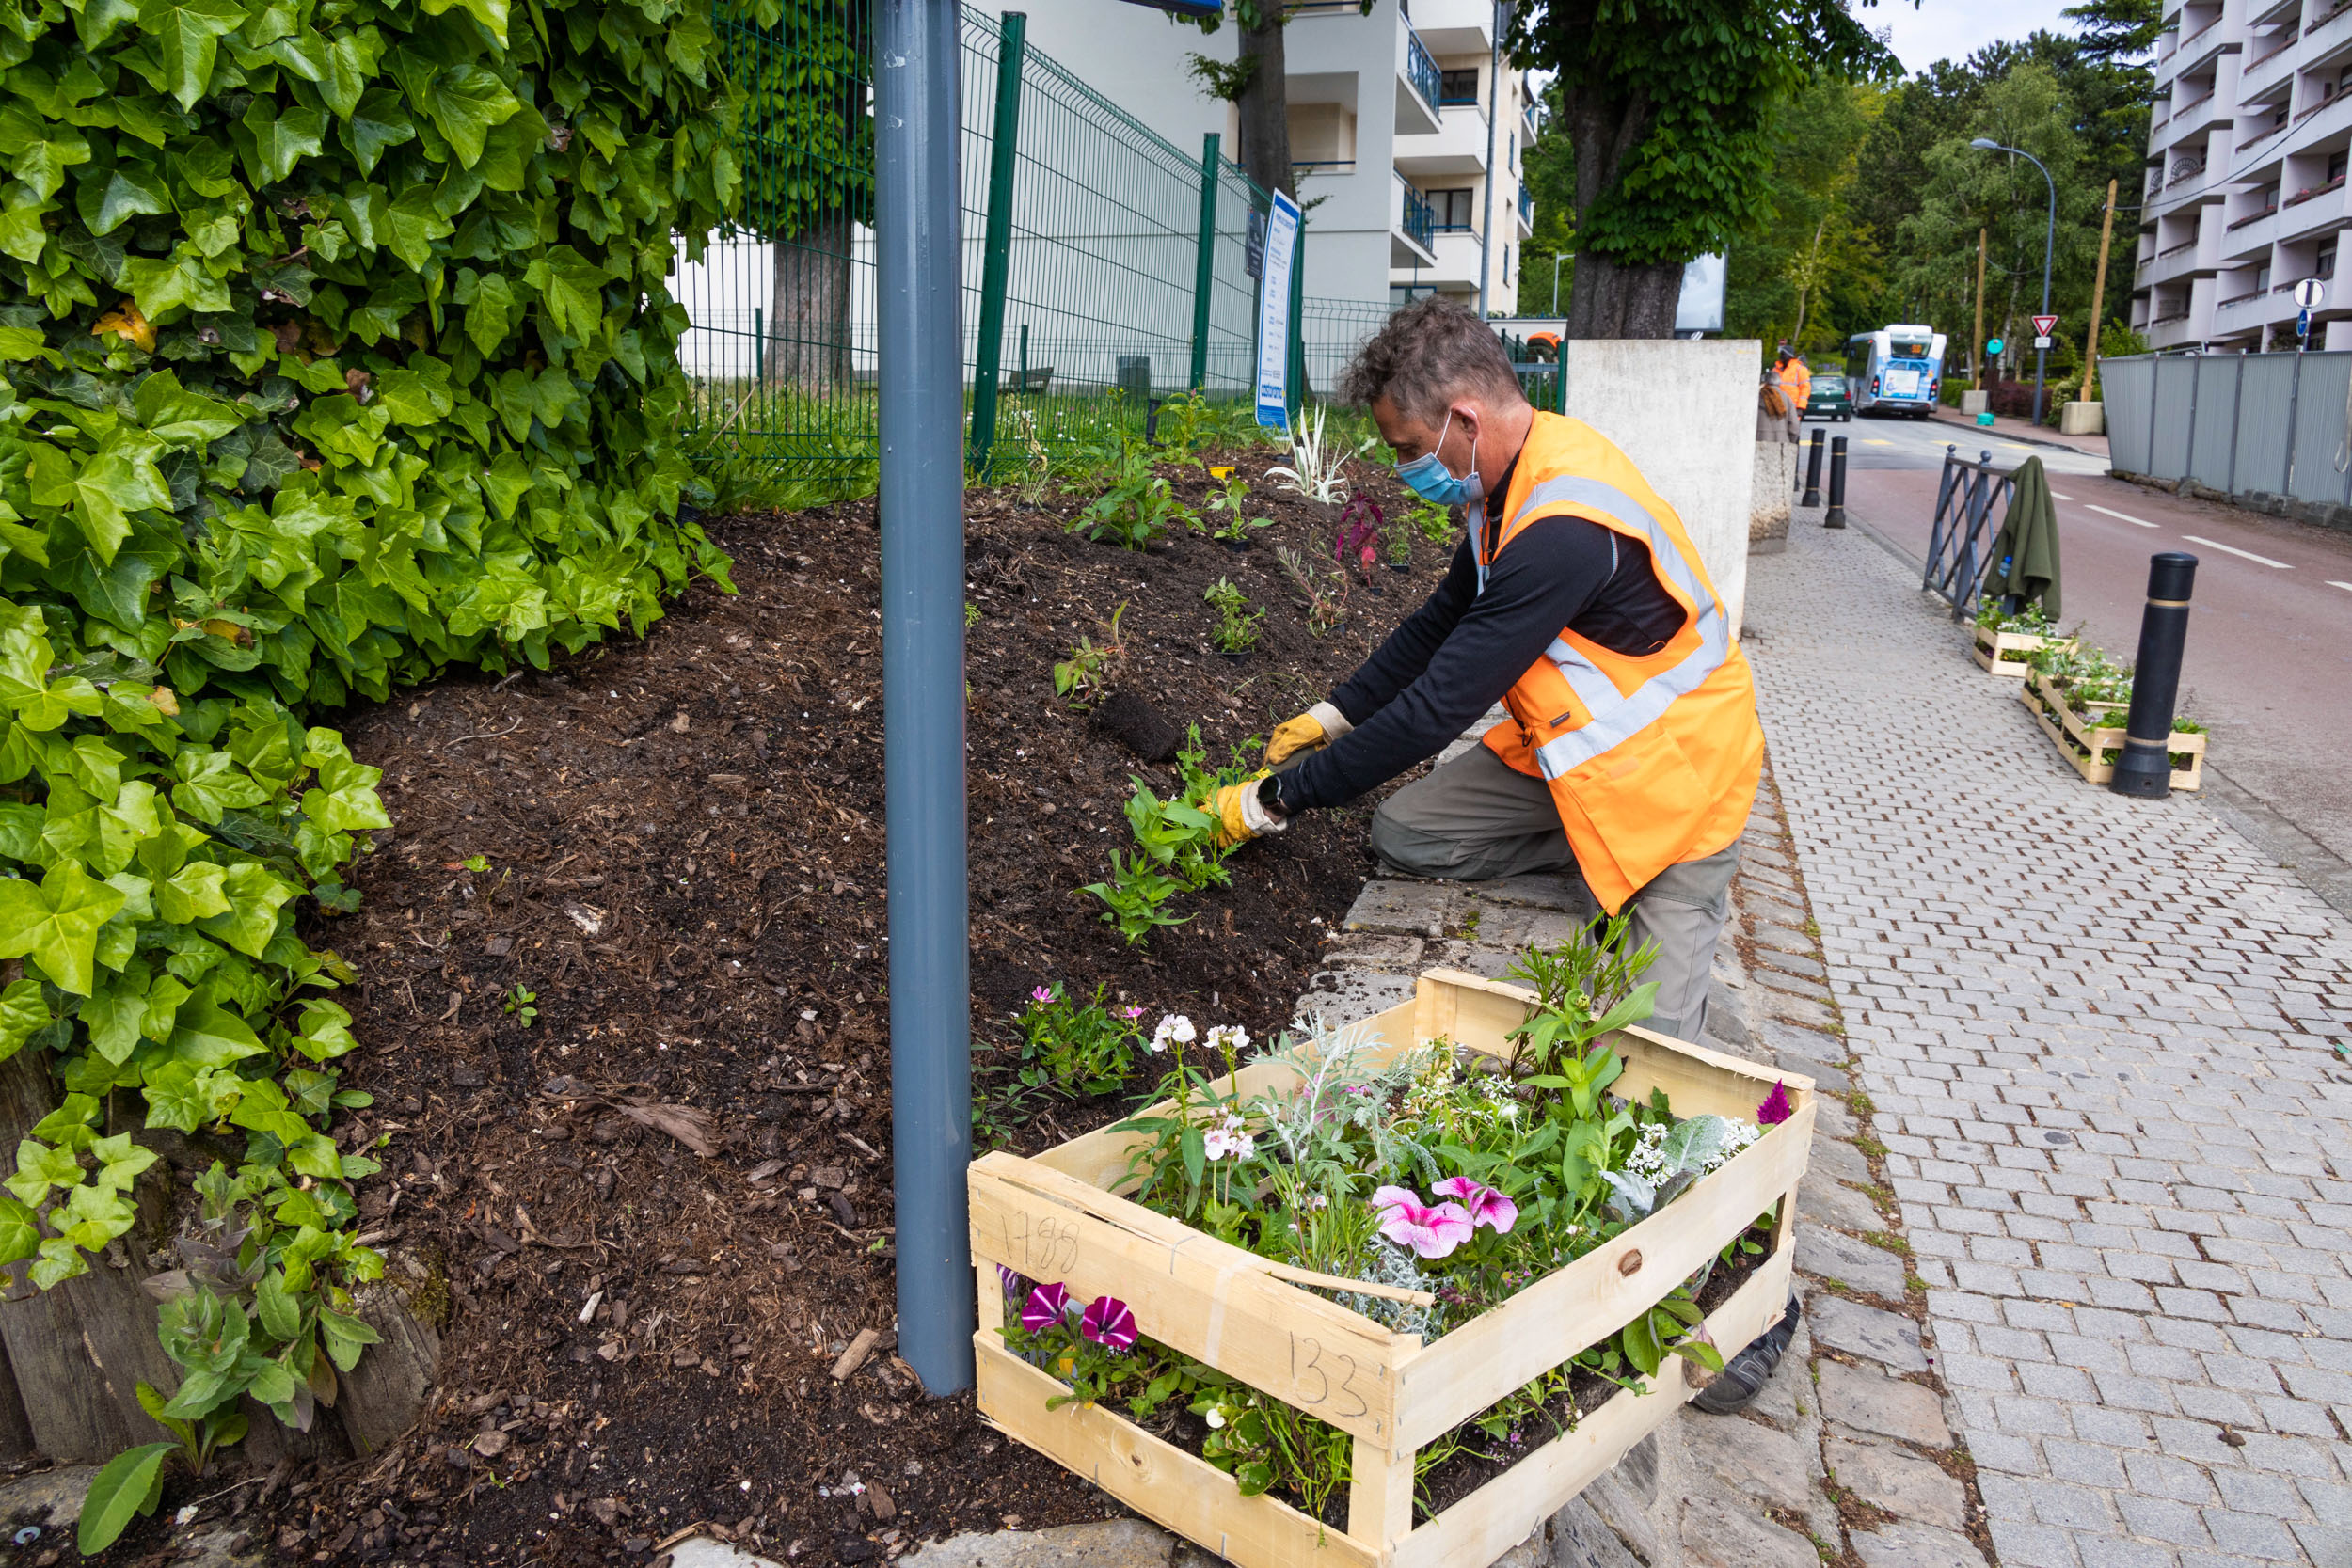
[1745,515,2352,1567]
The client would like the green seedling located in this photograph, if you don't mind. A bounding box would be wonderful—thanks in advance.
[503,984,538,1026]
[1054,603,1128,710]
[1203,578,1263,655]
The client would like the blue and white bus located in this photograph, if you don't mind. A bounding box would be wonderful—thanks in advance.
[1844,325,1947,418]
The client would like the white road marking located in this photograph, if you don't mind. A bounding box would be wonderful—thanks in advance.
[2182,534,2294,568]
[2329,580,2352,593]
[2051,492,2074,500]
[2085,504,2161,529]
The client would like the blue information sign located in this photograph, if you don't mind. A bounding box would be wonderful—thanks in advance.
[1255,190,1302,430]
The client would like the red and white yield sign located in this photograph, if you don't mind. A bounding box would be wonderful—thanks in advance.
[2031,314,2059,338]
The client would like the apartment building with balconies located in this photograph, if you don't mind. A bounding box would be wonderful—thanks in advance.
[1019,0,1535,313]
[2136,0,2352,349]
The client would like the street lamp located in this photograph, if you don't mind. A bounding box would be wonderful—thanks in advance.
[1551,252,1567,316]
[1971,136,2058,426]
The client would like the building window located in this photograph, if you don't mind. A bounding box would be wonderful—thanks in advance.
[1508,134,1517,171]
[2263,182,2280,211]
[1428,187,1475,230]
[1503,245,1511,284]
[1438,69,1480,105]
[2319,242,2338,279]
[2256,262,2272,293]
[2331,149,2348,183]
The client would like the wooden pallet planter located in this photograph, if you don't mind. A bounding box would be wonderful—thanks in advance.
[2022,673,2205,790]
[969,969,1814,1568]
[1971,626,2076,677]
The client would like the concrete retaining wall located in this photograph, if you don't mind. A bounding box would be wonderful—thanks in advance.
[1563,340,1759,635]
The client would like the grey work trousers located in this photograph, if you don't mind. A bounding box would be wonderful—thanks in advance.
[1368,743,1740,1043]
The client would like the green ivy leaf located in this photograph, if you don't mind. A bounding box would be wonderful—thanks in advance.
[240,96,326,185]
[194,860,294,958]
[0,978,52,1064]
[137,0,252,109]
[79,161,173,236]
[7,1136,84,1205]
[0,858,131,993]
[0,1193,39,1264]
[168,994,268,1068]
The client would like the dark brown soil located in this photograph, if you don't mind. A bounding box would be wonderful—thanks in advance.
[240,451,1458,1565]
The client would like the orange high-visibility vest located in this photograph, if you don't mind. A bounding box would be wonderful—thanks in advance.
[1478,413,1765,913]
[1778,359,1811,408]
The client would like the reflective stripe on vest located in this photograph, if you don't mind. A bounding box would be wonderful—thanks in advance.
[1507,475,1734,781]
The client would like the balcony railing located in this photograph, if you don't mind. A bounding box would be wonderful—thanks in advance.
[1293,160,1358,177]
[1398,175,1435,251]
[2285,174,2346,206]
[1404,27,1441,115]
[1518,184,1533,225]
[2227,204,2280,229]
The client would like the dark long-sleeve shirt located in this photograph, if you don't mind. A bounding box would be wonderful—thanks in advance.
[1273,509,1685,813]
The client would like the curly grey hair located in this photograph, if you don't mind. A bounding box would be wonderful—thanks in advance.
[1338,296,1526,422]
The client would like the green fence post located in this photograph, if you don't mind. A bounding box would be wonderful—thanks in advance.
[1188,134,1221,391]
[967,10,1028,476]
[753,306,765,388]
[1287,225,1307,418]
[1558,342,1568,415]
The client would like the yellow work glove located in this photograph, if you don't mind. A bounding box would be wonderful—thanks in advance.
[1210,775,1288,848]
[1264,701,1353,768]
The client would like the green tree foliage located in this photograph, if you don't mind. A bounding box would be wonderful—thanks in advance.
[1513,81,1577,318]
[1724,78,1885,356]
[1508,0,1896,338]
[1842,6,2152,375]
[0,0,736,1451]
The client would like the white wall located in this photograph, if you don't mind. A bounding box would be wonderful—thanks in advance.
[1562,340,1759,637]
[1011,0,1232,155]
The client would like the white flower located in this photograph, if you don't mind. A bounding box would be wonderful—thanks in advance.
[1151,1014,1197,1053]
[1203,1127,1234,1161]
[1205,1406,1228,1429]
[1205,1023,1251,1054]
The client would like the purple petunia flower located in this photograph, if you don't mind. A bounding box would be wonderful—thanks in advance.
[1022,1281,1073,1334]
[1080,1295,1137,1350]
[1370,1184,1475,1259]
[1757,1081,1793,1127]
[1030,986,1054,1004]
[1433,1175,1519,1234]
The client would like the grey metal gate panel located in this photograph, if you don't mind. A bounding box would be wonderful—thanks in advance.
[2234,353,2297,496]
[2289,351,2352,504]
[2187,356,2242,492]
[2148,356,2195,481]
[2105,355,2153,473]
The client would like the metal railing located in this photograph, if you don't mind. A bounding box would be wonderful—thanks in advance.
[1398,174,1436,251]
[1924,447,2018,620]
[683,3,1282,485]
[1405,27,1442,116]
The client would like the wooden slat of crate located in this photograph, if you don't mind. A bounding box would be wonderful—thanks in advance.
[969,1156,1410,1445]
[1391,1094,1812,1451]
[974,1338,1382,1568]
[1387,1250,1795,1568]
[2021,682,2205,791]
[973,1244,1796,1568]
[1971,627,2074,677]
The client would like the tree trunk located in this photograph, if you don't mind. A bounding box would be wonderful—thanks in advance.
[1557,64,1679,339]
[1235,13,1294,201]
[768,212,855,390]
[1564,253,1683,339]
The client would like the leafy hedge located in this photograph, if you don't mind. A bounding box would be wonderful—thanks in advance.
[0,0,739,1449]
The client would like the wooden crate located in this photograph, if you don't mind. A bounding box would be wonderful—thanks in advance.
[969,969,1815,1568]
[1971,626,2076,677]
[2021,673,2205,791]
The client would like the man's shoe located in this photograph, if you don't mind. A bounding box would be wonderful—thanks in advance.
[1690,1291,1800,1414]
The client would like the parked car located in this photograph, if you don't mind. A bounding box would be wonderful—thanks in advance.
[1804,372,1854,421]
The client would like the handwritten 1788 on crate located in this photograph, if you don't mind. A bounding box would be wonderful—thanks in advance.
[967,969,1816,1568]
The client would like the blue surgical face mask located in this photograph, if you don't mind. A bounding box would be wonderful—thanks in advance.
[1395,412,1483,508]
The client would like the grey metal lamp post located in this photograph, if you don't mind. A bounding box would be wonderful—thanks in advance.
[1551,253,1567,316]
[1971,137,2058,426]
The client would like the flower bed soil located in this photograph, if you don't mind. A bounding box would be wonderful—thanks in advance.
[224,452,1455,1565]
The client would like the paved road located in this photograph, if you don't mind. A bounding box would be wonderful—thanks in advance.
[1788,413,2352,872]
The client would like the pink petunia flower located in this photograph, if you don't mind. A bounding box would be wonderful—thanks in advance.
[1370,1184,1475,1259]
[1030,986,1054,1004]
[1757,1081,1793,1127]
[1080,1295,1137,1350]
[1022,1281,1073,1334]
[1433,1175,1519,1234]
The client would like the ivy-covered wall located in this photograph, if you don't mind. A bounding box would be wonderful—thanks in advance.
[0,0,739,1450]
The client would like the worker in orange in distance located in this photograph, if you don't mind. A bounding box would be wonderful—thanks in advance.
[1208,297,1765,1052]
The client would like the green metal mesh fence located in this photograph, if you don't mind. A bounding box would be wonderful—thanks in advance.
[678,3,1372,486]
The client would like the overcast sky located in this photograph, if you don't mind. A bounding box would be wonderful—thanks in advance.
[1871,0,2090,73]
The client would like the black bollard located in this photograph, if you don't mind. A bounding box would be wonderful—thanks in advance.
[1801,430,1825,507]
[1823,436,1848,528]
[2112,552,2199,800]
